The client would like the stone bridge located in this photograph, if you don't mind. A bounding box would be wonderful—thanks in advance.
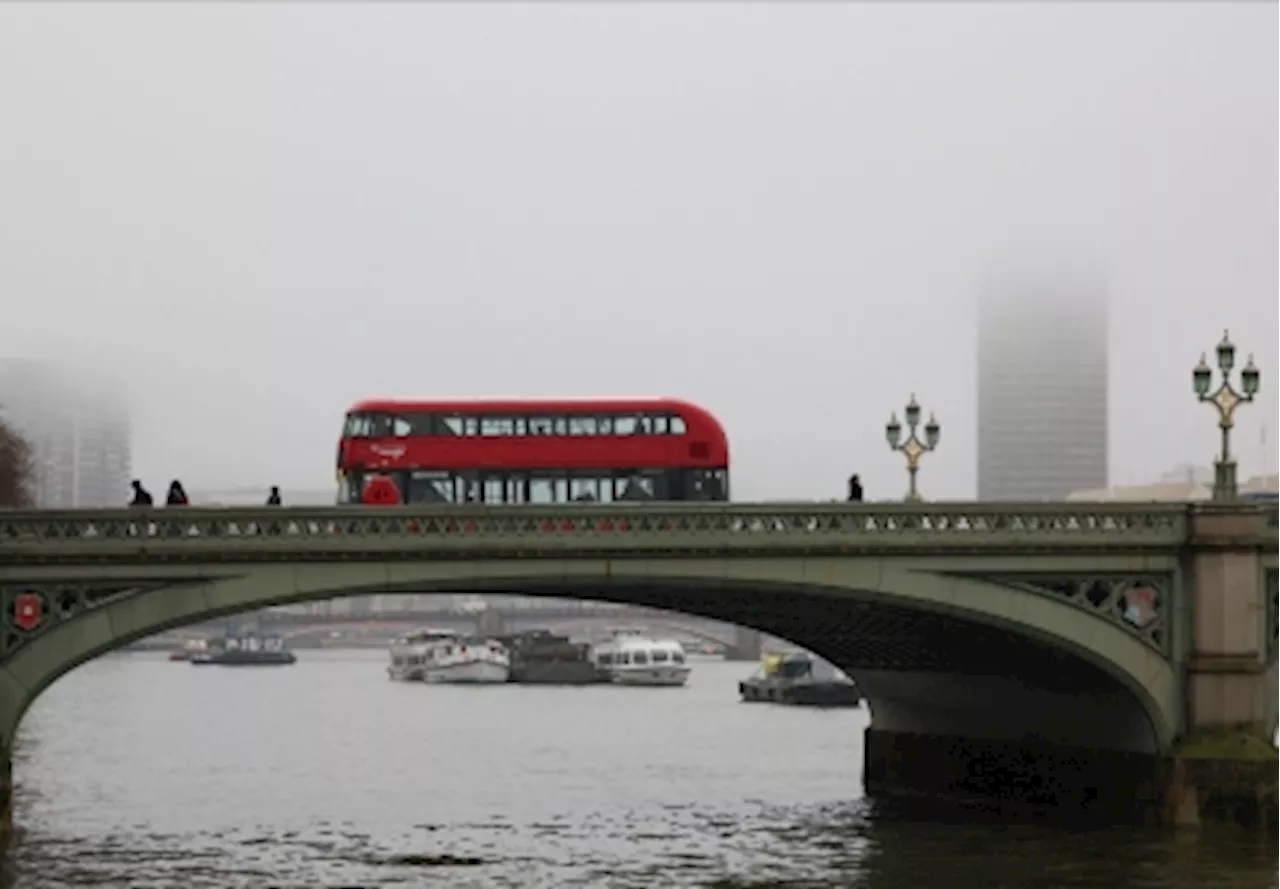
[0,500,1275,832]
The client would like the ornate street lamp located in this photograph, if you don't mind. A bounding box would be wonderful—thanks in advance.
[885,394,940,502]
[1193,329,1261,501]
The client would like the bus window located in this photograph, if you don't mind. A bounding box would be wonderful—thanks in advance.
[568,415,597,436]
[505,475,529,503]
[570,477,598,501]
[408,472,454,503]
[688,468,728,501]
[670,415,687,434]
[529,415,554,436]
[406,413,437,436]
[456,472,481,503]
[614,415,638,435]
[618,473,656,501]
[484,475,506,502]
[439,415,464,436]
[529,477,555,503]
[344,414,372,437]
[481,416,515,437]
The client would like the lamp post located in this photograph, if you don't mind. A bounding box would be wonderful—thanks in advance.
[1193,329,1261,501]
[885,394,940,502]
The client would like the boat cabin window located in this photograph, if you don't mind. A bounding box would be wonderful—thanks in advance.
[631,651,650,665]
[597,652,613,665]
[616,652,631,665]
[650,650,669,663]
[671,651,685,664]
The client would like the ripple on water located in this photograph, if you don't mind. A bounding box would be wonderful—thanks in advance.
[5,653,1277,888]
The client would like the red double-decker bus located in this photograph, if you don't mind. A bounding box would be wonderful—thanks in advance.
[337,397,730,505]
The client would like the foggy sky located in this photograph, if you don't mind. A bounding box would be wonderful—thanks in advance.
[1,4,1275,501]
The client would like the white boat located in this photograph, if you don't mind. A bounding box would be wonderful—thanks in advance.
[387,629,510,684]
[592,629,691,687]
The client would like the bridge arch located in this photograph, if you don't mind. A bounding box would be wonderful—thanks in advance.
[0,556,1178,757]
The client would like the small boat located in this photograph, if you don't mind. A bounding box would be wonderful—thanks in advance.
[592,629,691,687]
[189,634,297,667]
[738,652,862,707]
[387,629,510,684]
[496,630,609,684]
[168,638,210,662]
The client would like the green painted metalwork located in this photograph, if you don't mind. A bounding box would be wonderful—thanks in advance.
[0,502,1192,564]
[973,574,1173,655]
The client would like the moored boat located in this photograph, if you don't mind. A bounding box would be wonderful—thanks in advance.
[592,629,691,687]
[189,634,297,667]
[168,638,210,662]
[387,629,510,684]
[496,630,608,684]
[738,652,862,707]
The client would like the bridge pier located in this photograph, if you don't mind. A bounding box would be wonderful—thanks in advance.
[1164,507,1278,827]
[723,627,762,661]
[864,727,1167,822]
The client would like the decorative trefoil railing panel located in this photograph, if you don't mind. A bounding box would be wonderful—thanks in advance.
[0,503,1194,563]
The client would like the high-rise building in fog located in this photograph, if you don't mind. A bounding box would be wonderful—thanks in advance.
[977,264,1109,500]
[0,359,131,507]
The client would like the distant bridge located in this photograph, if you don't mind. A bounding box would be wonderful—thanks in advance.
[247,605,745,648]
[259,613,744,649]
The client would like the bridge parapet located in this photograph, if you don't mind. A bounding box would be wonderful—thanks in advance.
[0,501,1200,562]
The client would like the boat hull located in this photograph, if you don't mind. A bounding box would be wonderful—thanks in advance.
[609,666,691,687]
[421,660,510,684]
[510,661,609,684]
[190,651,297,667]
[739,678,862,707]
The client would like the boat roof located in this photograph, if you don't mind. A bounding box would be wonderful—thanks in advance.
[599,634,685,650]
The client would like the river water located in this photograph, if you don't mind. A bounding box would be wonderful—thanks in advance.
[5,650,1276,888]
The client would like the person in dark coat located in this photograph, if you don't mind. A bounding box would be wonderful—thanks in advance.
[266,486,282,506]
[166,480,189,506]
[129,480,154,507]
[847,474,864,502]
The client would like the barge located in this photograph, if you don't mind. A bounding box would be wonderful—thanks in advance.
[497,630,608,684]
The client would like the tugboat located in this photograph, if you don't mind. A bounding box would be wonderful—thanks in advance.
[189,633,297,667]
[738,652,862,707]
[496,630,609,684]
